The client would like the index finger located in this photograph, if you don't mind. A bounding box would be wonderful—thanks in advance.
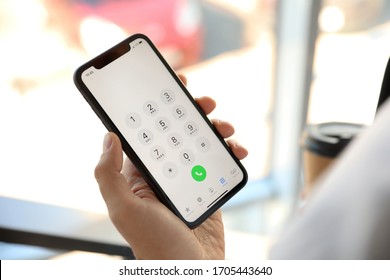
[195,96,216,115]
[177,74,216,115]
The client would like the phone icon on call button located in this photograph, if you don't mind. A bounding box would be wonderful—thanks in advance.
[191,165,207,182]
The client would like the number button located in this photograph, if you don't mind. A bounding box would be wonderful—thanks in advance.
[172,105,186,120]
[150,146,166,162]
[125,112,141,129]
[196,137,211,152]
[184,121,199,137]
[138,129,153,145]
[180,149,195,165]
[160,89,175,104]
[155,117,170,133]
[167,133,183,149]
[143,101,159,117]
[163,162,178,179]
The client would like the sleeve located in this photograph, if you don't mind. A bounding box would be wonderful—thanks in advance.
[270,99,390,259]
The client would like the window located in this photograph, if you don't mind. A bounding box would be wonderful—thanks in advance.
[0,0,276,214]
[1,0,335,259]
[309,0,389,125]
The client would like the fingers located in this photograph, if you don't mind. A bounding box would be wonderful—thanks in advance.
[211,119,248,160]
[177,74,187,86]
[226,139,248,160]
[178,73,216,115]
[195,96,216,115]
[95,133,131,208]
[127,73,246,170]
[122,157,141,183]
[211,119,235,138]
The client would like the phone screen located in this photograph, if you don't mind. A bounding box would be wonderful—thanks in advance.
[74,34,247,227]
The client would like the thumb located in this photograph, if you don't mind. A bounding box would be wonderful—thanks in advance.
[95,132,129,209]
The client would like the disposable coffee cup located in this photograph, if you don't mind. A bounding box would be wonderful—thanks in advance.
[301,122,365,197]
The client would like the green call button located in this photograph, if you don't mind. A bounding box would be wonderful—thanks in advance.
[191,165,207,182]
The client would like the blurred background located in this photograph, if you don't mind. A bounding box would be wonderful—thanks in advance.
[0,0,389,259]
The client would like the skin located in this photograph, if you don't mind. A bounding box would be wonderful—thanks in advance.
[95,75,248,259]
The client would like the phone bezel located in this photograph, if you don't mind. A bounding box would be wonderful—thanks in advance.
[73,33,248,228]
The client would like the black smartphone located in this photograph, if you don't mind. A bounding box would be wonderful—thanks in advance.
[73,34,248,228]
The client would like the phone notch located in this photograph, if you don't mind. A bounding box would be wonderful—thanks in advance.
[93,40,131,70]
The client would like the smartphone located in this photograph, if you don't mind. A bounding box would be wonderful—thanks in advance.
[74,34,248,228]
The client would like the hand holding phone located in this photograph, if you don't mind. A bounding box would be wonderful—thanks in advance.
[74,34,248,228]
[96,93,247,259]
